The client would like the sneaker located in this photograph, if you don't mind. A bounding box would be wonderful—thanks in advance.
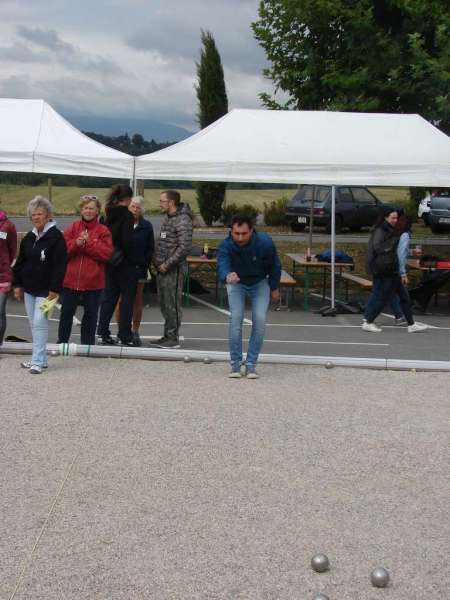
[408,322,428,333]
[21,361,48,369]
[153,338,180,349]
[362,322,382,333]
[29,365,42,374]
[228,367,242,379]
[245,366,260,379]
[132,332,142,347]
[117,338,135,347]
[99,335,116,346]
[151,336,168,346]
[394,317,407,326]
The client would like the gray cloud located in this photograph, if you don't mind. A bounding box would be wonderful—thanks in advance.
[0,41,47,63]
[15,26,122,74]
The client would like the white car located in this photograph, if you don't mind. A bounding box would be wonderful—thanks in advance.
[418,189,450,225]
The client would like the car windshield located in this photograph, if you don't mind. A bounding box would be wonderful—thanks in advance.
[293,186,330,205]
[431,197,450,209]
[432,189,450,198]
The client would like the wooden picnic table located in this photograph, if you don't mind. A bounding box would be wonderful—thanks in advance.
[286,253,354,310]
[185,256,221,307]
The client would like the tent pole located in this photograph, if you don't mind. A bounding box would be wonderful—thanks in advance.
[132,156,137,194]
[331,185,336,308]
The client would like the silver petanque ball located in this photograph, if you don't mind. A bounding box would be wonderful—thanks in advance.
[311,553,330,573]
[313,594,330,600]
[50,350,58,356]
[203,357,212,364]
[183,356,191,363]
[325,361,334,369]
[371,567,390,588]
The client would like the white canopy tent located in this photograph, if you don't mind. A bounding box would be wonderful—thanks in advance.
[136,109,450,308]
[0,98,134,179]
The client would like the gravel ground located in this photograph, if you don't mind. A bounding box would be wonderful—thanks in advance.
[1,355,449,600]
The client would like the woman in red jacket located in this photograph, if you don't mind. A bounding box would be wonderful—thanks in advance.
[57,195,113,345]
[0,208,17,346]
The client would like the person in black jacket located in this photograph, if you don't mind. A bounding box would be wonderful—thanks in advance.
[97,184,136,345]
[114,196,154,346]
[12,196,67,374]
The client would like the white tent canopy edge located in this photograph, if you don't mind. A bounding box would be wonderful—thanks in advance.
[0,98,134,179]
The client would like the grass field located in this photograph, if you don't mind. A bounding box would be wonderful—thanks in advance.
[0,184,410,216]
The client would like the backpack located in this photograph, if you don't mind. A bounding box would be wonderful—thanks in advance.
[315,249,354,264]
[372,237,399,276]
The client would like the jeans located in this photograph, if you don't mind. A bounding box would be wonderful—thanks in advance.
[364,276,414,325]
[389,294,403,319]
[97,263,138,342]
[24,292,48,367]
[58,288,102,345]
[227,278,270,369]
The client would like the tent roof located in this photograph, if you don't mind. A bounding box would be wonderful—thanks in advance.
[135,109,450,186]
[0,98,134,179]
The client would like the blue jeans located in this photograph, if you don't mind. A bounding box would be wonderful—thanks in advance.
[24,293,48,367]
[227,279,270,369]
[364,276,413,325]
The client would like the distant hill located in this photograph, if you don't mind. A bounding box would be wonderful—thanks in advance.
[63,114,193,142]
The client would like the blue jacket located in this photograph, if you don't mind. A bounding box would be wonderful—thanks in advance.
[217,230,281,290]
[128,217,154,278]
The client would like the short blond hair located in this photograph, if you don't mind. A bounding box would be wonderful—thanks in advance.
[27,196,53,219]
[79,195,102,213]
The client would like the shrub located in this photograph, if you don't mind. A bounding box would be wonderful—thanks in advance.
[221,203,259,227]
[263,196,289,226]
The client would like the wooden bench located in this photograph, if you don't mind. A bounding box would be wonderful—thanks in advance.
[341,272,372,303]
[275,270,297,310]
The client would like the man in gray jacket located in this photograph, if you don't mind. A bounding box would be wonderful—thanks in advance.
[152,190,193,348]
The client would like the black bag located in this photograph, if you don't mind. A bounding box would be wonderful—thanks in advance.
[372,237,399,276]
[108,247,124,267]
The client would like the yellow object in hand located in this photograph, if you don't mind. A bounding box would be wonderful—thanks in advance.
[40,296,58,319]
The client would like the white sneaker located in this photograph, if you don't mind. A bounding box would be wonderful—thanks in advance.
[228,370,242,379]
[362,322,382,333]
[408,322,428,333]
[21,361,48,369]
[29,365,42,374]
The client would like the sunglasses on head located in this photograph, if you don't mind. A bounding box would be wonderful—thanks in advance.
[81,195,98,201]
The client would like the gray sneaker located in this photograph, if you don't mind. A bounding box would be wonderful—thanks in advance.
[394,317,407,326]
[29,365,43,374]
[228,367,242,379]
[245,366,260,379]
[21,361,48,370]
[153,338,180,349]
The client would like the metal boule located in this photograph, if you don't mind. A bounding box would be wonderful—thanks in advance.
[370,567,390,588]
[312,594,329,600]
[203,357,211,364]
[325,361,334,369]
[311,553,330,573]
[183,356,191,363]
[50,350,58,356]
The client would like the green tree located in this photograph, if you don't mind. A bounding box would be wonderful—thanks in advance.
[252,0,449,132]
[195,30,229,226]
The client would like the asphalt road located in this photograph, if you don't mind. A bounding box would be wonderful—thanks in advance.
[10,215,450,245]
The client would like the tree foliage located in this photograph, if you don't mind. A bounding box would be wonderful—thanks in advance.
[195,30,229,225]
[252,0,450,132]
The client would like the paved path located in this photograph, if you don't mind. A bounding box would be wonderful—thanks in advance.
[0,356,448,599]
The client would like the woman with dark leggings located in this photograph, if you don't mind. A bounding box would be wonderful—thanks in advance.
[0,209,17,346]
[97,184,137,345]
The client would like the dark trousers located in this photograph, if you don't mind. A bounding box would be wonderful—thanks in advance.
[58,288,102,345]
[97,263,138,342]
[364,275,414,325]
[0,292,7,345]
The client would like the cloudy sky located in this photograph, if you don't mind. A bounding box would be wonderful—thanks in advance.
[0,0,273,131]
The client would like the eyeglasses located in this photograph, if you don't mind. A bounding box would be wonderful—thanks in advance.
[81,195,98,201]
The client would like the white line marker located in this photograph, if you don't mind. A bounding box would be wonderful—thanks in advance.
[184,336,389,347]
[187,294,252,324]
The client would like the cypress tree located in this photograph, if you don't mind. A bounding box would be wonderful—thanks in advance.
[195,30,229,226]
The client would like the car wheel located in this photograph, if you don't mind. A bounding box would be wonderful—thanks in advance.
[290,223,306,232]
